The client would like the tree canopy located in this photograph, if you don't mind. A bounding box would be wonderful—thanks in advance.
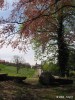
[0,0,75,48]
[0,0,75,76]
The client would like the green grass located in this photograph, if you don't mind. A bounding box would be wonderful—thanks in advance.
[0,64,36,78]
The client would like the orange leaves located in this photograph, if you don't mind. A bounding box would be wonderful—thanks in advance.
[0,0,4,8]
[29,17,45,32]
[62,0,72,5]
[11,40,19,49]
[0,0,74,52]
[39,33,50,43]
[21,16,46,37]
[25,7,39,19]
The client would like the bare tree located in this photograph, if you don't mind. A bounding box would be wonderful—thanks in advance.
[13,55,25,74]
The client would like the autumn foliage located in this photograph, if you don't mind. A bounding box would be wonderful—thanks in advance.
[0,0,74,48]
[0,0,75,76]
[9,0,74,45]
[0,0,4,8]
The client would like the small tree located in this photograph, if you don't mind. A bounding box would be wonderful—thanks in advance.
[13,55,25,74]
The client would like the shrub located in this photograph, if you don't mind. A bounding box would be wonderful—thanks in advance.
[69,71,75,77]
[42,62,59,75]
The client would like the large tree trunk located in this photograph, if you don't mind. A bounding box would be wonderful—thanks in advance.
[57,17,69,77]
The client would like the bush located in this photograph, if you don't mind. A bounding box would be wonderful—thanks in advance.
[42,62,59,75]
[69,71,75,77]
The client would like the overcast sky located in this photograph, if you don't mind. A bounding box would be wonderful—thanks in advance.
[0,0,41,65]
[0,45,39,65]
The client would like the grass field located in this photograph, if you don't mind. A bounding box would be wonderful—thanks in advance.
[0,64,36,78]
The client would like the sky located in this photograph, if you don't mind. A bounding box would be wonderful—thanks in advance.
[0,45,39,65]
[0,0,41,65]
